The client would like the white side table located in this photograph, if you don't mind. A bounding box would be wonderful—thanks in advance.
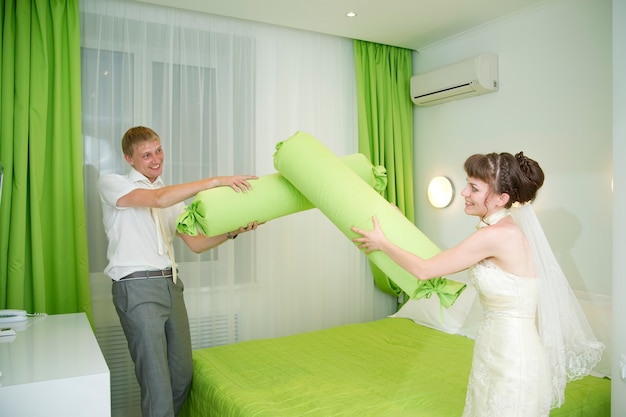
[0,312,110,417]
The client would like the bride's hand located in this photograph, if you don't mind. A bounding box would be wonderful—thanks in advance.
[351,216,386,254]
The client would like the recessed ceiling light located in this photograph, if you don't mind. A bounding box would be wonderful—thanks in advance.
[346,11,357,18]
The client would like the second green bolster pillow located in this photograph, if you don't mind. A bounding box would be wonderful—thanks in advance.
[177,153,387,237]
[273,131,465,304]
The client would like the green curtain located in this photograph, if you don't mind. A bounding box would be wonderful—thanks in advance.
[0,0,92,322]
[354,40,415,299]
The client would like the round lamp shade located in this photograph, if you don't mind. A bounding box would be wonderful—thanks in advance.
[427,176,454,208]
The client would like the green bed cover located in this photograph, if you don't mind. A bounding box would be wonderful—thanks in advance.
[181,318,610,417]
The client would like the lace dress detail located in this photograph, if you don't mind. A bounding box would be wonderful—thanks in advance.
[462,260,552,417]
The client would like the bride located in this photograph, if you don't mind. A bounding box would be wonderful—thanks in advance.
[351,151,604,417]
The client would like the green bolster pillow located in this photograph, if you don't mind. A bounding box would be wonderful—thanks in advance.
[176,153,387,237]
[273,131,466,304]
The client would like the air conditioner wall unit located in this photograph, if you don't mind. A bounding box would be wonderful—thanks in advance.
[410,54,498,106]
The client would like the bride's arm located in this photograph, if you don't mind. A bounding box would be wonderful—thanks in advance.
[352,215,499,280]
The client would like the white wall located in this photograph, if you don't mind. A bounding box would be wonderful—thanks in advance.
[411,0,613,378]
[612,0,626,415]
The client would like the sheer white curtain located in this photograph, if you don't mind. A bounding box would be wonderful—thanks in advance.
[81,0,396,344]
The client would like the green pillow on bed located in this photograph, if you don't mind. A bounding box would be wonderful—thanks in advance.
[273,131,466,305]
[177,153,387,237]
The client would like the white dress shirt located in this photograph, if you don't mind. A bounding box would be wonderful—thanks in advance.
[98,169,184,281]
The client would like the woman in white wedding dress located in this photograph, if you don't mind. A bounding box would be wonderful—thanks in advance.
[351,152,603,417]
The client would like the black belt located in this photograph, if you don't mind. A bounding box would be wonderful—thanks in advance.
[119,268,174,281]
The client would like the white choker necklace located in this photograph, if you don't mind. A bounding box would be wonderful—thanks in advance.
[477,208,510,229]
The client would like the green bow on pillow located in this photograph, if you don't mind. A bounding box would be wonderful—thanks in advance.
[413,277,467,309]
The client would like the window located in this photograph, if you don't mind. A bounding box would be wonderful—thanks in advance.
[81,13,256,284]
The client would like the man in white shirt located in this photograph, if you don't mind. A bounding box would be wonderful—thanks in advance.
[99,126,259,417]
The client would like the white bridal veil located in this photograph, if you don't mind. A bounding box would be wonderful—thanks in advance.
[510,203,604,408]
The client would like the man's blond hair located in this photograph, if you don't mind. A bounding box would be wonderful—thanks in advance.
[121,126,160,157]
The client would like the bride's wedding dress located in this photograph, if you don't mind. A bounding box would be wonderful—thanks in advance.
[461,206,604,416]
[462,260,551,417]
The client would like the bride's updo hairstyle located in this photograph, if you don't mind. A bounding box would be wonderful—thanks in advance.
[464,152,545,208]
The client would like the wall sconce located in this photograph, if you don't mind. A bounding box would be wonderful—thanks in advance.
[428,176,454,208]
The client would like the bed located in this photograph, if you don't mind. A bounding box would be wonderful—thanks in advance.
[179,296,610,417]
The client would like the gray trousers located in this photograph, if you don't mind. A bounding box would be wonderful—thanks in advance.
[112,277,193,417]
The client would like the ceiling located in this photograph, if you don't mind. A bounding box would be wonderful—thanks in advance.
[137,0,547,50]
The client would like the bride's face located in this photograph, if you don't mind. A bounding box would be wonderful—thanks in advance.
[461,177,501,218]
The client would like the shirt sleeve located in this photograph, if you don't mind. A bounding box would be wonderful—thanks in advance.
[98,174,138,208]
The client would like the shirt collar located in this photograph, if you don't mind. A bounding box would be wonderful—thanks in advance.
[128,168,165,188]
